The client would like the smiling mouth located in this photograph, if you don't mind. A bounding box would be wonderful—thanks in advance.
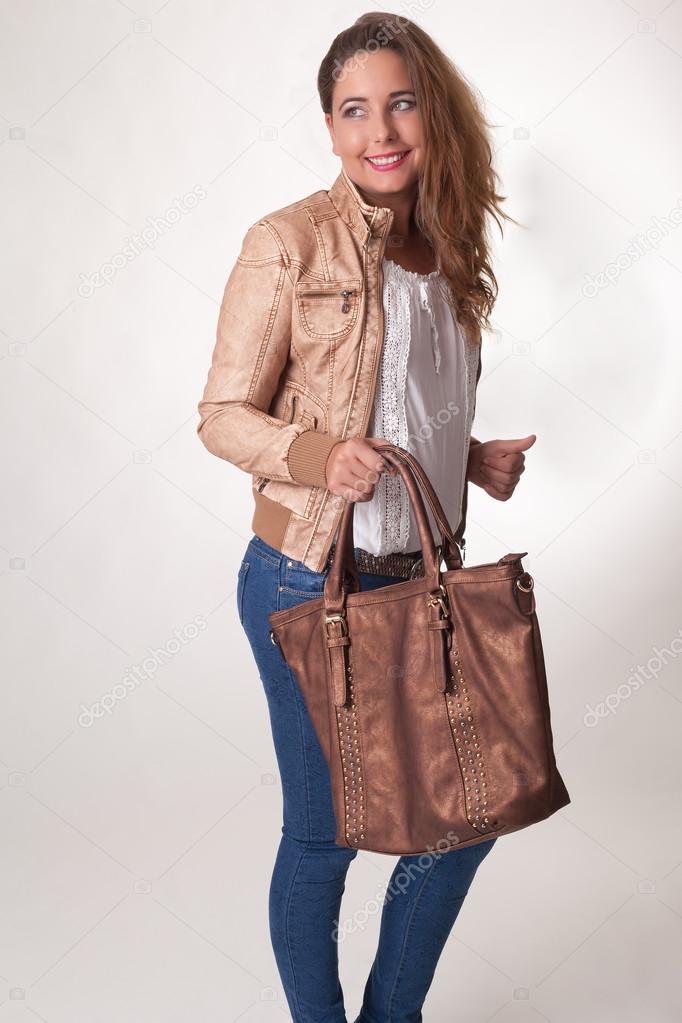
[365,150,411,169]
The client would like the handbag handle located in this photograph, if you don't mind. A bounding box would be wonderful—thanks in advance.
[324,442,456,610]
[373,444,465,568]
[328,442,465,601]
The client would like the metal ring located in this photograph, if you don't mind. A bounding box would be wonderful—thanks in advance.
[516,574,534,593]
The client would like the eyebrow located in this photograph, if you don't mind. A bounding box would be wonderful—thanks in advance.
[338,90,415,110]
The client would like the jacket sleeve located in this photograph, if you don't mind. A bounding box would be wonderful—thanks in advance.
[196,220,343,488]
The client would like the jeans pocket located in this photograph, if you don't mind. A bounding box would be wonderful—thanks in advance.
[281,558,327,599]
[236,560,250,625]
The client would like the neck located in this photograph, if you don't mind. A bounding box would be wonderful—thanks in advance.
[352,178,418,238]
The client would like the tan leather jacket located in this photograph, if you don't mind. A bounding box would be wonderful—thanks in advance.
[196,167,482,572]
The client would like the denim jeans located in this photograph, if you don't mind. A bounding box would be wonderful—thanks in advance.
[237,532,497,1023]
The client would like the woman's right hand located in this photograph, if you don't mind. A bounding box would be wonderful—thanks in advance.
[326,436,397,502]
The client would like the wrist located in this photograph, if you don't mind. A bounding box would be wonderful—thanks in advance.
[466,436,481,481]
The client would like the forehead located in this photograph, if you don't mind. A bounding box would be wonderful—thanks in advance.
[333,48,412,100]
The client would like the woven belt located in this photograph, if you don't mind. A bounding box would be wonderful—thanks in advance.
[325,542,431,579]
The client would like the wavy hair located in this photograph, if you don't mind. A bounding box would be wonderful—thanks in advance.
[317,11,519,339]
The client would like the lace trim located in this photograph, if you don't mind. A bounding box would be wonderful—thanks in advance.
[383,258,440,281]
[373,263,412,552]
[368,259,481,555]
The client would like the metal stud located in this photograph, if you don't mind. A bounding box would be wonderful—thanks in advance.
[445,666,492,834]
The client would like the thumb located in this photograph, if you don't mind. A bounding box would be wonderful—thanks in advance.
[488,434,537,457]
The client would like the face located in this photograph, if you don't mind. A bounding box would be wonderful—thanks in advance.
[325,48,422,206]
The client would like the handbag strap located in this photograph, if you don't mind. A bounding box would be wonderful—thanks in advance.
[324,443,455,706]
[331,443,465,599]
[374,445,464,569]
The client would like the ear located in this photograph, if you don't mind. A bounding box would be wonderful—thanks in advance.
[324,113,338,156]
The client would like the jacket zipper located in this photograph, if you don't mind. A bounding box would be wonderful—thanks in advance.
[302,288,358,313]
[306,207,393,569]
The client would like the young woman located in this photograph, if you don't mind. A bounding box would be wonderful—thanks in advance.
[197,12,535,1022]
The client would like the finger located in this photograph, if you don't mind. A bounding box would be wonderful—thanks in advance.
[480,463,523,486]
[339,483,374,503]
[334,462,376,497]
[364,436,401,475]
[363,437,391,463]
[486,482,515,500]
[482,453,526,472]
[480,469,517,495]
[494,482,517,497]
[483,482,505,501]
[344,450,386,489]
[359,449,391,480]
[480,464,523,482]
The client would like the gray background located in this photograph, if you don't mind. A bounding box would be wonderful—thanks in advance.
[1,1,681,1020]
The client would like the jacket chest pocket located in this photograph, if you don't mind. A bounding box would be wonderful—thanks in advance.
[295,279,362,340]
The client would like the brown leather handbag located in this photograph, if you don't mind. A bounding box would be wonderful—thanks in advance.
[268,443,570,856]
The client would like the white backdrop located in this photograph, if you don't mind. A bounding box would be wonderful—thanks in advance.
[1,1,681,1020]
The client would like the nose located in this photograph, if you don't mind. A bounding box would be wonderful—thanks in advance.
[371,110,395,142]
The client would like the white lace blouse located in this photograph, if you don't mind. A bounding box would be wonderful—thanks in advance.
[352,258,479,555]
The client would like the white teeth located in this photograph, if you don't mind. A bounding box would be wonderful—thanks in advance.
[367,152,408,166]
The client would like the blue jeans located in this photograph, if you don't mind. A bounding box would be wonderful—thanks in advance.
[237,533,497,1023]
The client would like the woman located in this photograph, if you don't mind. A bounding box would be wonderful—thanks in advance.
[197,12,534,1022]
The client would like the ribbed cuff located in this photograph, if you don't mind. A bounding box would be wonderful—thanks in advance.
[287,430,343,488]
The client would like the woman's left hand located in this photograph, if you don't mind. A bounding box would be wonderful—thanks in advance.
[466,435,536,501]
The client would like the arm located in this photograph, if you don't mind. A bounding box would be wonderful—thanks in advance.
[196,221,342,487]
[466,342,484,477]
[466,436,482,480]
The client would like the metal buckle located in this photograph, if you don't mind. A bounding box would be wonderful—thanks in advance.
[426,582,450,618]
[325,612,348,636]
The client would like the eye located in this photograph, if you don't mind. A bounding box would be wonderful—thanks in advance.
[342,99,416,117]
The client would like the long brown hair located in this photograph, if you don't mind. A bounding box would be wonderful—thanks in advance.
[317,11,519,339]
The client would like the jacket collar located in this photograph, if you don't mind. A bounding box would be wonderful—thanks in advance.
[328,167,394,245]
[328,167,480,347]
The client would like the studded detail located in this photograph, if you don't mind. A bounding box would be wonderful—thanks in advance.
[335,655,366,847]
[444,647,496,834]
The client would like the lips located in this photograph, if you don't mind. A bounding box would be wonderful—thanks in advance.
[365,150,411,171]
